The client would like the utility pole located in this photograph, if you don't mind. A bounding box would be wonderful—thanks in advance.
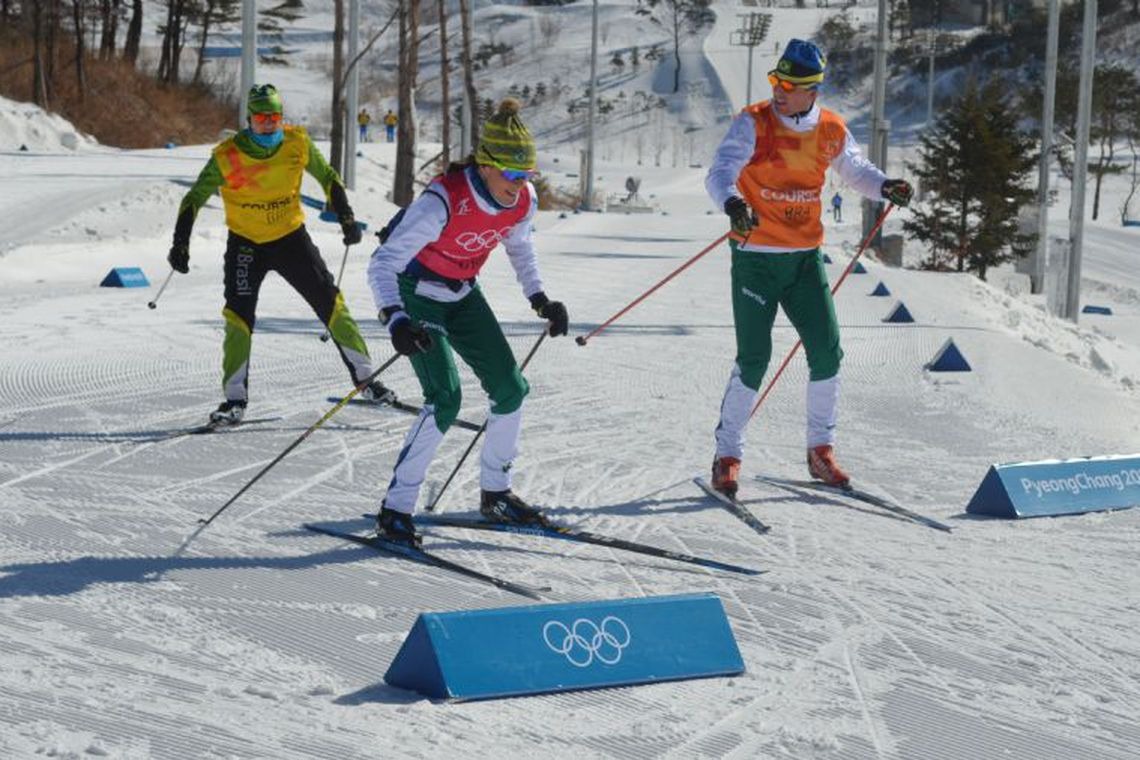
[239,0,255,125]
[1066,0,1096,322]
[862,0,890,247]
[582,0,598,211]
[1032,0,1060,295]
[344,0,360,189]
[729,13,772,106]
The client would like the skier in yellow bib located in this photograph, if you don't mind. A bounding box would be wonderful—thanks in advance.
[167,84,395,425]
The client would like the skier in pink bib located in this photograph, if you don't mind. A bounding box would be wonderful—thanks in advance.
[366,99,569,547]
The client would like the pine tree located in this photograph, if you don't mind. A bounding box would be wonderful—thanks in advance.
[904,79,1038,280]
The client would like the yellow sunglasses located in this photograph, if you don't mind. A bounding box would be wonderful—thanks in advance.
[768,73,819,93]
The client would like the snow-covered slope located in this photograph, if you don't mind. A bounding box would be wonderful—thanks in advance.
[4,7,1140,759]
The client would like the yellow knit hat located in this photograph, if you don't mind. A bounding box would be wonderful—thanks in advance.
[475,98,537,171]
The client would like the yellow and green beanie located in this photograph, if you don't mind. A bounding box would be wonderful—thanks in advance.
[475,98,536,171]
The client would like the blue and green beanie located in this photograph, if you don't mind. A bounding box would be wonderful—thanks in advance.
[771,39,826,86]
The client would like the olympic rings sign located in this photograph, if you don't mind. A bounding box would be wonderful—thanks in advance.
[454,227,511,253]
[542,616,632,667]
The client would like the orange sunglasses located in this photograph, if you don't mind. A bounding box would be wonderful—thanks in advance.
[250,111,283,125]
[768,73,819,93]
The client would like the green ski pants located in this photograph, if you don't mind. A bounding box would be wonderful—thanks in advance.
[398,276,529,433]
[729,242,843,390]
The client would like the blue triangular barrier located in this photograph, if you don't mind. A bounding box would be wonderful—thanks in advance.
[870,281,891,296]
[99,267,149,288]
[1082,305,1113,315]
[926,338,971,372]
[822,253,832,264]
[385,593,744,701]
[967,455,1140,518]
[852,261,867,274]
[884,301,914,323]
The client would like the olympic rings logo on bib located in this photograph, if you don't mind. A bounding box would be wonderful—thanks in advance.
[454,227,512,253]
[542,616,632,667]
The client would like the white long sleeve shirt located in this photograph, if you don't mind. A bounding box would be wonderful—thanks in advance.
[705,102,888,253]
[366,168,544,313]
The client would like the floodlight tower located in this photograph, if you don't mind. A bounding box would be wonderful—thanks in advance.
[729,13,772,106]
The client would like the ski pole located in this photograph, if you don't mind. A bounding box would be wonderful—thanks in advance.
[748,203,895,420]
[426,327,549,513]
[320,244,352,342]
[575,232,729,346]
[148,269,176,310]
[198,352,401,527]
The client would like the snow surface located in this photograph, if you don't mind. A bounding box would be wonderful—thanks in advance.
[3,3,1140,759]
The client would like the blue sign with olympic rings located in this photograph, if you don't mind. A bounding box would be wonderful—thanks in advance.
[384,592,744,701]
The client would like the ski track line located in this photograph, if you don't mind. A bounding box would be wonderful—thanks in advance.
[233,437,399,528]
[831,515,1140,715]
[843,640,887,760]
[0,446,108,489]
[924,560,1140,713]
[658,518,769,642]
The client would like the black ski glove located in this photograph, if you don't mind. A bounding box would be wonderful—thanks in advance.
[724,196,756,236]
[340,214,363,246]
[329,182,362,245]
[383,309,434,355]
[881,179,913,208]
[529,292,569,337]
[168,239,190,273]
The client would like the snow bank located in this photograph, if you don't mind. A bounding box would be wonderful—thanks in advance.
[0,95,97,153]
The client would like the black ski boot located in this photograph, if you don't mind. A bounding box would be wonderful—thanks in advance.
[360,380,397,405]
[376,505,421,548]
[479,490,547,526]
[209,399,247,426]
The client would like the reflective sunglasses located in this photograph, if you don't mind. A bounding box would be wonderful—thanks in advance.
[250,111,283,125]
[768,73,819,93]
[499,167,535,182]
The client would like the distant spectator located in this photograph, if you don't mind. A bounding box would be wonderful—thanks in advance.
[831,191,843,222]
[384,109,398,142]
[357,108,372,142]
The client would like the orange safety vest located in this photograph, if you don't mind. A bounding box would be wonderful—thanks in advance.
[213,125,309,244]
[733,101,847,249]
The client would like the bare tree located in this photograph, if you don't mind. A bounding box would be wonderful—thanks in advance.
[33,0,50,107]
[437,0,450,165]
[457,0,477,151]
[393,0,419,206]
[123,0,142,63]
[99,0,121,59]
[71,0,86,99]
[157,0,190,84]
[635,0,713,94]
[329,0,346,174]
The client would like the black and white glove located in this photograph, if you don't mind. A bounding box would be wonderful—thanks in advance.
[724,196,756,236]
[529,292,569,337]
[168,239,190,273]
[880,179,913,208]
[382,307,433,355]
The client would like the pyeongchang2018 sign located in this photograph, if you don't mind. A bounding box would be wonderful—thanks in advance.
[384,593,744,701]
[966,454,1140,519]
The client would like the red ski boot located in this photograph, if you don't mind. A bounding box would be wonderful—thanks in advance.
[807,445,850,488]
[711,456,742,499]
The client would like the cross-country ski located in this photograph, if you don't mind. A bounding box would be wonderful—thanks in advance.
[755,475,953,533]
[304,523,546,600]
